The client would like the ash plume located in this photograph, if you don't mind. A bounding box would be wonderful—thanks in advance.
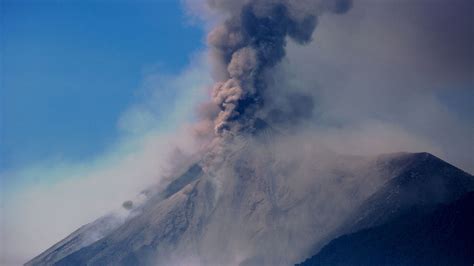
[204,0,352,136]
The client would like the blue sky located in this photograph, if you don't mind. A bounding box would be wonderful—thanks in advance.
[1,0,204,175]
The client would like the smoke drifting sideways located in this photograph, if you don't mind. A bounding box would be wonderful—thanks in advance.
[199,0,353,137]
[190,0,474,173]
[278,0,474,172]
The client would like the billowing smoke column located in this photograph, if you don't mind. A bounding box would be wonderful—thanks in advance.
[205,0,352,136]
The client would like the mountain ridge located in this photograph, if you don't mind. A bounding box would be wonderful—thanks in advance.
[26,151,474,266]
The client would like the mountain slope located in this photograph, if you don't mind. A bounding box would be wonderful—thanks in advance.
[343,152,474,234]
[297,191,474,266]
[26,150,474,266]
[25,214,126,266]
[297,152,474,265]
[25,163,204,266]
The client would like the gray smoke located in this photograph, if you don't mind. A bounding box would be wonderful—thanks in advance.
[204,0,352,136]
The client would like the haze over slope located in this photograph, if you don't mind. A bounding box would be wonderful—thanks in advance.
[28,145,474,265]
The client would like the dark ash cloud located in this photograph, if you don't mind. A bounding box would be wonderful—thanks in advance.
[204,0,352,136]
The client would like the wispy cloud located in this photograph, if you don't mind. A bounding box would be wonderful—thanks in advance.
[0,52,211,265]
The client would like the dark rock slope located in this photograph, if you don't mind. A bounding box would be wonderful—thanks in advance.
[298,153,474,266]
[297,191,474,266]
[343,152,474,234]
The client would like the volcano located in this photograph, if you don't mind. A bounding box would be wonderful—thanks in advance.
[26,137,474,266]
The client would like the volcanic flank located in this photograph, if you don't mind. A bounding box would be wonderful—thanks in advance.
[25,0,474,265]
[26,147,474,265]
